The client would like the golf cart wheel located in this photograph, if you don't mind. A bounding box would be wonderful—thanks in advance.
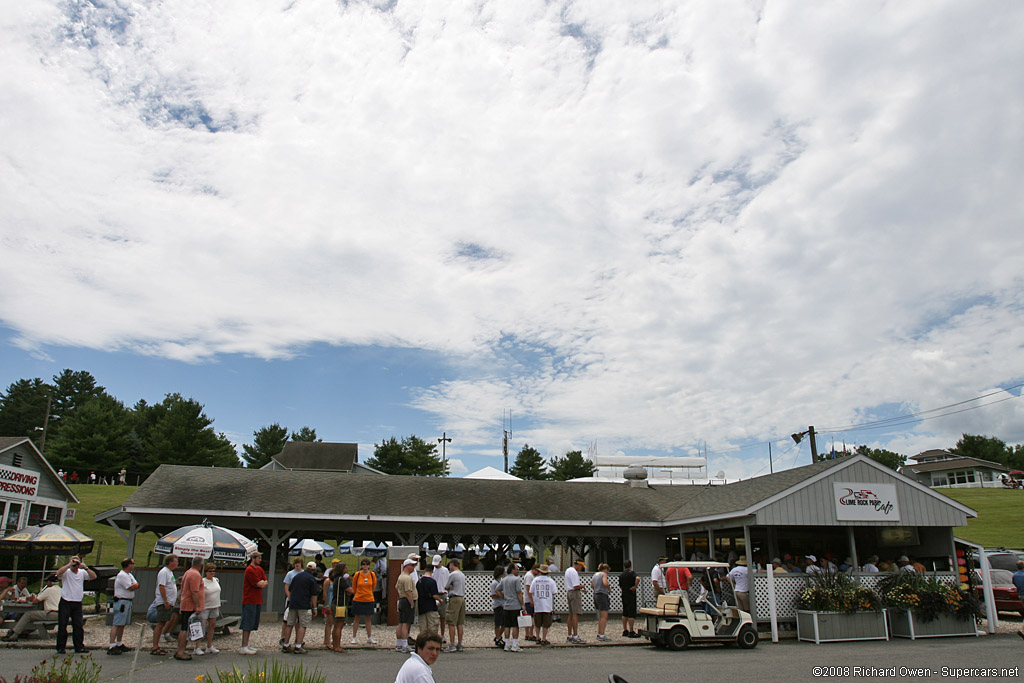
[737,624,758,649]
[666,626,689,651]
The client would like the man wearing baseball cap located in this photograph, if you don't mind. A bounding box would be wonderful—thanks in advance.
[281,561,318,654]
[564,559,587,643]
[239,551,267,655]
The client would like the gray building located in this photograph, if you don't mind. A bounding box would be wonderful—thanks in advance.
[1,437,78,534]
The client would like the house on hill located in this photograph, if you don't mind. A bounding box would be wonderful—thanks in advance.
[898,449,1009,489]
[259,441,384,474]
[0,437,78,533]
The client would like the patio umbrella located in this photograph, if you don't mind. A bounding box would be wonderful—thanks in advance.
[1009,470,1023,475]
[154,519,257,563]
[287,539,334,557]
[360,541,389,557]
[0,523,94,555]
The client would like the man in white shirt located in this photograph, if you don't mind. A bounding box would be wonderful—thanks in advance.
[651,556,668,597]
[564,559,586,643]
[431,555,449,643]
[150,554,179,653]
[55,555,96,654]
[726,556,750,612]
[529,566,558,644]
[394,631,442,683]
[861,555,880,573]
[108,557,139,655]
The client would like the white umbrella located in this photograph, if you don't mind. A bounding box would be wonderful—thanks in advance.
[287,539,335,557]
[154,519,257,563]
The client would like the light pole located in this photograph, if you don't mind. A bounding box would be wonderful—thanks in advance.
[438,432,452,474]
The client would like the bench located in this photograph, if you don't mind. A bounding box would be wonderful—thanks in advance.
[638,595,682,617]
[214,616,240,635]
[30,619,58,639]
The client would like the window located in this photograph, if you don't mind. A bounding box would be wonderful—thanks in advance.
[45,506,61,524]
[931,475,947,487]
[29,504,45,525]
[4,502,22,532]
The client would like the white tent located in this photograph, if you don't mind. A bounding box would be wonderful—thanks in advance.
[463,466,521,480]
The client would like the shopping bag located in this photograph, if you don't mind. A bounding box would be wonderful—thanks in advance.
[188,614,205,641]
[517,611,533,628]
[334,605,347,618]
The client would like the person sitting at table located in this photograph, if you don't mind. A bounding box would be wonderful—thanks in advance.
[1,576,32,622]
[2,575,61,641]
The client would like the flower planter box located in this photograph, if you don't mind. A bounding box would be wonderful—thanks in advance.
[797,610,889,644]
[890,610,977,639]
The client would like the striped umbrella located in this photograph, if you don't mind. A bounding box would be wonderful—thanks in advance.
[154,519,257,563]
[0,523,94,555]
[287,539,335,557]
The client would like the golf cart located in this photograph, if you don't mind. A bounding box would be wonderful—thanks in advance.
[638,561,758,650]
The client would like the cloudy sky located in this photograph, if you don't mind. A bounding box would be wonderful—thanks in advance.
[2,0,1022,479]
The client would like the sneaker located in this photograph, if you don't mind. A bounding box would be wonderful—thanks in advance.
[282,644,292,654]
[446,644,458,653]
[567,636,575,643]
[239,646,256,655]
[510,645,521,652]
[350,637,358,644]
[367,637,377,644]
[294,645,307,655]
[106,647,122,656]
[504,643,511,651]
[597,634,612,642]
[207,646,219,655]
[193,647,204,656]
[455,643,463,652]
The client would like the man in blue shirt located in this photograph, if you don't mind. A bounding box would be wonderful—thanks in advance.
[282,562,318,654]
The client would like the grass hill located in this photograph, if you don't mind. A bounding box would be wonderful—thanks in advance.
[939,487,1024,548]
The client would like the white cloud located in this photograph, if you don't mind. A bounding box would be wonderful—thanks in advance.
[2,1,1023,475]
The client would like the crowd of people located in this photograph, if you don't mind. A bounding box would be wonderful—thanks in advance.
[55,468,129,486]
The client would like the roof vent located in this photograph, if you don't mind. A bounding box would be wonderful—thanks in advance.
[624,464,649,488]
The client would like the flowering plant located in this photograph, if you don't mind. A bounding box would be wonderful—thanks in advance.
[201,661,325,683]
[798,569,883,613]
[877,573,979,623]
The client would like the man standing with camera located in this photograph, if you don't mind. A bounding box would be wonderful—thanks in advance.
[55,556,96,654]
[108,558,139,655]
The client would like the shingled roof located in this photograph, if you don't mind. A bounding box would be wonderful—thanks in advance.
[115,465,688,525]
[900,456,1009,474]
[265,441,360,471]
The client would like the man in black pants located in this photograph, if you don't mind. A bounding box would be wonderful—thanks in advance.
[55,556,96,654]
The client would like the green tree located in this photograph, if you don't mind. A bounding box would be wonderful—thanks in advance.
[950,434,1012,466]
[46,394,134,472]
[509,444,548,480]
[0,378,51,445]
[241,423,289,468]
[140,393,239,471]
[290,426,321,442]
[853,445,906,471]
[547,450,596,481]
[365,435,448,476]
[47,369,106,444]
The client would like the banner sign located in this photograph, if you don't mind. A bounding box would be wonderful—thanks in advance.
[0,464,40,501]
[833,482,900,521]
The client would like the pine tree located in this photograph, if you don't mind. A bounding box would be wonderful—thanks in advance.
[509,444,548,480]
[548,450,596,481]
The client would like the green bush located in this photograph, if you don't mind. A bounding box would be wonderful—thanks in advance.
[0,654,102,683]
[202,661,326,683]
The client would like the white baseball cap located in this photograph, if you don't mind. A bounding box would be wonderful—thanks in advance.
[432,554,443,566]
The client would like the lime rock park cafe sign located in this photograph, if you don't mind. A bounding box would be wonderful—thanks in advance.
[833,483,900,522]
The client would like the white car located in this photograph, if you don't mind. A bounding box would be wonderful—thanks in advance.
[638,561,759,650]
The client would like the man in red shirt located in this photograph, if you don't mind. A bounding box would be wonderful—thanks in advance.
[664,554,692,593]
[175,558,205,661]
[240,551,268,655]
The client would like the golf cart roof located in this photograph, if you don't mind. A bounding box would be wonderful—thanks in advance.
[661,561,731,569]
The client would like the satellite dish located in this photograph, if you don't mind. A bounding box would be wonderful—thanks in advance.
[715,471,725,479]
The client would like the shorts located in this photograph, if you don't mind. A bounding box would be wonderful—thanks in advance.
[534,612,552,629]
[150,603,175,623]
[398,598,414,625]
[420,611,439,634]
[446,596,466,626]
[567,590,583,615]
[350,600,375,616]
[240,604,261,632]
[493,606,503,627]
[286,608,311,628]
[111,599,133,626]
[200,607,220,621]
[179,610,195,629]
[524,601,535,615]
[502,608,521,628]
[622,595,637,619]
[594,593,610,612]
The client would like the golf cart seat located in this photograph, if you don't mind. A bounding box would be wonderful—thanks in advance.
[639,595,682,617]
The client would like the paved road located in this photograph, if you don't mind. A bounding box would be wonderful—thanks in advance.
[3,635,1022,682]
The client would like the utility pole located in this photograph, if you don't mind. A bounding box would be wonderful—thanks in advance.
[808,426,818,464]
[437,432,452,474]
[768,442,773,474]
[503,430,509,473]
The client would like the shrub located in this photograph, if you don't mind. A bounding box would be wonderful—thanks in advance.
[201,661,326,683]
[0,654,102,683]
